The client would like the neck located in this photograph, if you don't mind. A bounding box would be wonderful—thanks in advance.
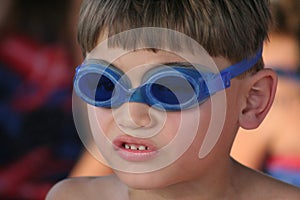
[127,157,241,200]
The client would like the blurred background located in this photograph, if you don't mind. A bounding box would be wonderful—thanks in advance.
[0,0,83,199]
[232,0,300,188]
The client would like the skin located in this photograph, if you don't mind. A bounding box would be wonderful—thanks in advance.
[90,51,234,190]
[47,48,300,200]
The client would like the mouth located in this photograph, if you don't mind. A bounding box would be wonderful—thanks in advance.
[113,135,158,162]
[122,143,150,151]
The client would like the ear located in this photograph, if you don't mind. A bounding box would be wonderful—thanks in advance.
[239,69,277,129]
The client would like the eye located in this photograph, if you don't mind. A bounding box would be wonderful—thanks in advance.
[77,72,116,102]
[150,76,196,105]
[95,75,116,101]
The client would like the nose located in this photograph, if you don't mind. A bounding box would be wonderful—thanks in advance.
[115,102,153,129]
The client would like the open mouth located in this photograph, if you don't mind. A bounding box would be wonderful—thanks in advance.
[122,143,150,151]
[113,136,158,161]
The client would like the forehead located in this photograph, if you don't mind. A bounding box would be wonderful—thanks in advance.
[87,28,231,72]
[87,47,231,74]
[96,49,232,73]
[112,50,186,72]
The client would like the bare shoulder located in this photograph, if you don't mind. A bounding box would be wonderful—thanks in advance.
[262,177,300,200]
[240,166,300,199]
[46,175,128,200]
[232,160,300,199]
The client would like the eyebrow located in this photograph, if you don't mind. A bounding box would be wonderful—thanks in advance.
[84,58,111,66]
[85,59,194,67]
[162,62,212,72]
[84,59,211,73]
[162,62,194,68]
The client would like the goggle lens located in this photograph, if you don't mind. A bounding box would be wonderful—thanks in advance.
[150,76,196,105]
[95,75,115,101]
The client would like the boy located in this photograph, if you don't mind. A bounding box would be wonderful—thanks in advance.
[47,0,300,199]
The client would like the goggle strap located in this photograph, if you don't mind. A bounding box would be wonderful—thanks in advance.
[221,48,263,79]
[206,48,262,95]
[205,72,231,95]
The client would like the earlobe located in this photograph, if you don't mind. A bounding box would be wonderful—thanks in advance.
[239,69,277,129]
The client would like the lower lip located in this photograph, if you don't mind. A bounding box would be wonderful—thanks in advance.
[115,147,158,162]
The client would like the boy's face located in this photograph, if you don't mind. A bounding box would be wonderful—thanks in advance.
[73,27,276,189]
[82,48,243,188]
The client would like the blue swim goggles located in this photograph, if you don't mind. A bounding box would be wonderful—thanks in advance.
[74,49,262,111]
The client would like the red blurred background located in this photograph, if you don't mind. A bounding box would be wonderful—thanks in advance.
[0,0,83,199]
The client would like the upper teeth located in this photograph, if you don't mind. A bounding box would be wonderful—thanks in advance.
[124,144,148,150]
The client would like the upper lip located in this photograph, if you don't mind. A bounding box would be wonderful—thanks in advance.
[112,135,157,151]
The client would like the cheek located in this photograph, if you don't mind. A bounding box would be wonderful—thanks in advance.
[90,102,212,148]
[161,113,181,138]
[162,103,211,146]
[92,107,115,134]
[191,103,212,146]
[225,80,243,120]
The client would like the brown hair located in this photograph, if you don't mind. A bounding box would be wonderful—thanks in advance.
[78,0,271,70]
